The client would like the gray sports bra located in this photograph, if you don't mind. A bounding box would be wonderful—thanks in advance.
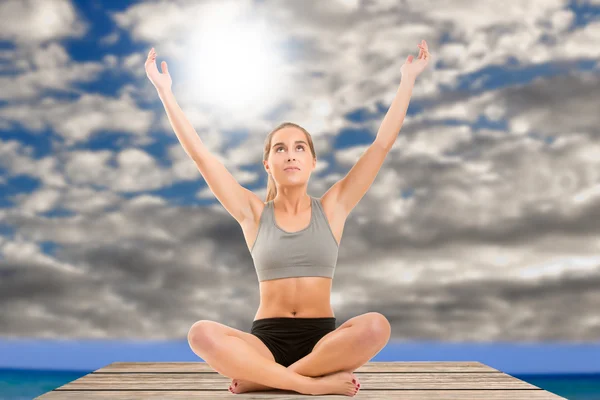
[250,196,339,281]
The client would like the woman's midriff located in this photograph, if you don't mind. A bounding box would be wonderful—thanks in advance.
[254,276,335,320]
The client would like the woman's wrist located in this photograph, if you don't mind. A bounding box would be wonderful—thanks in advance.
[157,87,173,100]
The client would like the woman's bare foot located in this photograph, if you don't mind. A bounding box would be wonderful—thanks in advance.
[229,377,275,394]
[310,371,360,396]
[228,372,361,395]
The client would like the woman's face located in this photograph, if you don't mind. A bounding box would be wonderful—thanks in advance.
[265,128,315,186]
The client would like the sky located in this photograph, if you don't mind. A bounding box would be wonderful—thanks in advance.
[1,0,600,374]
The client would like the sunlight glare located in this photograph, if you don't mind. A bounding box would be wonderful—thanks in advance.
[185,15,286,115]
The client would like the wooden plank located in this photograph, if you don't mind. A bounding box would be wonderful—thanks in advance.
[36,361,567,399]
[49,372,541,390]
[94,361,501,373]
[37,389,567,399]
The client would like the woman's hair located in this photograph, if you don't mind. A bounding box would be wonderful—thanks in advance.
[263,122,316,203]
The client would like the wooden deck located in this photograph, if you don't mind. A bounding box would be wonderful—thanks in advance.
[36,361,566,399]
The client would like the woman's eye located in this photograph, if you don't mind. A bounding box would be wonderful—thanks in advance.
[277,145,304,152]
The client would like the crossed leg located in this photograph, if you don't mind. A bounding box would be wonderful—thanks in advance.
[290,312,391,375]
[231,312,391,393]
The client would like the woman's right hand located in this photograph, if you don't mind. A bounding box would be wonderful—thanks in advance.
[145,47,172,93]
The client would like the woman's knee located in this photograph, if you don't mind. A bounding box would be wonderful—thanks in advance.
[187,320,222,350]
[363,313,391,345]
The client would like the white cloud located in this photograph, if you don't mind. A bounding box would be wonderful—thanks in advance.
[0,0,87,44]
[0,43,105,102]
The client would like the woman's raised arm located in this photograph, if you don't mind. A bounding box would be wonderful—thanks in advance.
[145,48,258,225]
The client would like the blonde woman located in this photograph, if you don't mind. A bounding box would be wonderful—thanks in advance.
[145,40,430,396]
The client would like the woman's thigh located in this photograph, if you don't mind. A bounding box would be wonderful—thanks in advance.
[188,320,276,363]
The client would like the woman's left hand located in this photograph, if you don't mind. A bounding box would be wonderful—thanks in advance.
[400,40,431,80]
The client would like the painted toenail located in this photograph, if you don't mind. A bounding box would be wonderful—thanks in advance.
[234,382,238,386]
[352,379,356,383]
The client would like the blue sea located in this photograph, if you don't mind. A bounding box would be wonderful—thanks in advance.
[0,368,599,399]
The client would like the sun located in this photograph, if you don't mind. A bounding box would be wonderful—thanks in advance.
[184,10,287,114]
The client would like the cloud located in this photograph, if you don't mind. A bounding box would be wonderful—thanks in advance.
[0,0,87,44]
[0,0,599,341]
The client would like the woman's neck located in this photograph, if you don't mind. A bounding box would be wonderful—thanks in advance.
[273,194,311,214]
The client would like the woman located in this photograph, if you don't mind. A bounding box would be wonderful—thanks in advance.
[145,40,430,396]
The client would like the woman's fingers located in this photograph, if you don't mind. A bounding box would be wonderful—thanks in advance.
[145,48,155,67]
[145,48,161,75]
[147,48,157,63]
[421,41,430,59]
[418,43,430,60]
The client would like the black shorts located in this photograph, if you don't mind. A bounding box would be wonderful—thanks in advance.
[250,317,337,367]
